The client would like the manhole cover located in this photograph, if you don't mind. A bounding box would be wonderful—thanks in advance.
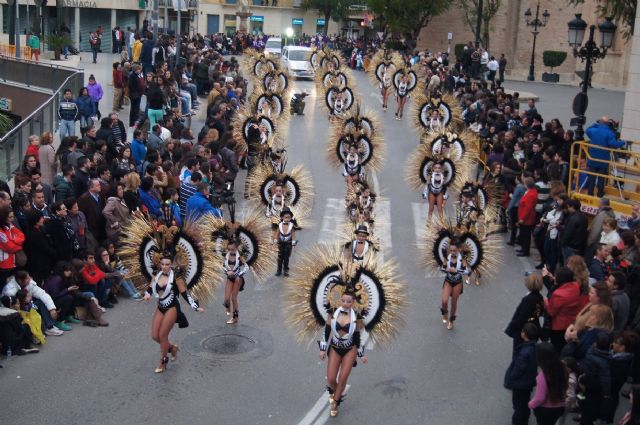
[183,324,273,363]
[202,334,256,355]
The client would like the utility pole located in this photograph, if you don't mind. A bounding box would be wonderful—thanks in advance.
[15,0,21,57]
[152,0,159,36]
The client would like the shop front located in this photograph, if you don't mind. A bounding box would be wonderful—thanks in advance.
[249,15,263,34]
[291,17,302,36]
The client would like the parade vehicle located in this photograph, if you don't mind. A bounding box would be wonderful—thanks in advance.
[282,46,314,79]
[264,37,282,58]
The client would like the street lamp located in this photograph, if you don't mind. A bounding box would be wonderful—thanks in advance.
[524,1,550,81]
[285,27,293,46]
[567,14,617,140]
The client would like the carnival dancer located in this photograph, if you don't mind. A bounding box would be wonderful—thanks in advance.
[285,245,406,418]
[410,92,463,136]
[142,255,204,373]
[119,216,221,373]
[344,225,375,264]
[342,145,366,189]
[439,241,469,330]
[319,286,367,417]
[420,217,502,329]
[222,239,249,324]
[272,207,298,277]
[421,161,447,223]
[367,49,402,112]
[392,67,417,121]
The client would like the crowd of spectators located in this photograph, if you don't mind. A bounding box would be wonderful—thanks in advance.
[0,29,249,358]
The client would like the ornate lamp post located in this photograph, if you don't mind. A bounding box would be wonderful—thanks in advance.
[524,1,550,81]
[567,14,617,140]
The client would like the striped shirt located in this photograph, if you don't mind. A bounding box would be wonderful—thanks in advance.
[179,180,198,220]
[535,181,550,214]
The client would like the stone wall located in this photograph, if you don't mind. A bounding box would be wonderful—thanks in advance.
[621,6,640,142]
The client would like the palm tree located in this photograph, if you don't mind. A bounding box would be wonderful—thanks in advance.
[0,114,13,137]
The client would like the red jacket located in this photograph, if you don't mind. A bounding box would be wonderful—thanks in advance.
[546,281,585,330]
[113,69,125,89]
[518,188,538,226]
[26,145,40,159]
[81,264,105,286]
[0,225,25,270]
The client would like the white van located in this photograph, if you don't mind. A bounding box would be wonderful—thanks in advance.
[264,37,282,58]
[282,45,314,79]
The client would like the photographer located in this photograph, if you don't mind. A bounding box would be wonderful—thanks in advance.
[585,116,626,197]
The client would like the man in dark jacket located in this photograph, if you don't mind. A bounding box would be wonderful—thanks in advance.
[579,331,612,425]
[561,199,588,265]
[127,64,146,127]
[585,117,626,197]
[72,157,91,198]
[140,33,155,76]
[504,323,539,425]
[77,179,106,253]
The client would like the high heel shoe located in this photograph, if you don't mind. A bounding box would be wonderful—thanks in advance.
[170,345,179,361]
[155,356,169,373]
[223,301,231,316]
[447,315,456,330]
[226,310,238,324]
[329,395,338,417]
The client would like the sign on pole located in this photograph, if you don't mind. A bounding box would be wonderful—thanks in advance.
[447,32,453,40]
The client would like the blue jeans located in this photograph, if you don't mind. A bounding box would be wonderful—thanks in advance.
[562,246,579,266]
[587,165,608,197]
[92,46,98,63]
[119,278,138,297]
[34,298,55,329]
[59,119,76,138]
[97,279,113,305]
[93,100,101,120]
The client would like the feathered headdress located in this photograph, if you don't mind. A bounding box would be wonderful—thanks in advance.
[284,244,406,347]
[118,215,223,303]
[405,143,465,194]
[410,92,463,135]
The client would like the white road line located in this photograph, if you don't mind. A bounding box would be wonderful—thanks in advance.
[370,170,381,195]
[297,384,351,425]
[412,202,428,245]
[318,198,346,244]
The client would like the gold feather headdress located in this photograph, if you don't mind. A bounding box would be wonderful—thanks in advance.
[284,244,406,347]
[410,91,463,136]
[201,211,277,285]
[404,142,466,195]
[118,215,223,303]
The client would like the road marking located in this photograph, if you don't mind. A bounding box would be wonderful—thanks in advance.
[371,170,381,195]
[298,384,351,425]
[412,202,428,244]
[318,198,347,244]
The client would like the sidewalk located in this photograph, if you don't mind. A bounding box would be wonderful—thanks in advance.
[45,52,207,142]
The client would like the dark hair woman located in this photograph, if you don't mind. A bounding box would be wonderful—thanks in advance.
[528,342,567,424]
[23,209,57,285]
[0,206,25,291]
[544,267,585,353]
[47,201,80,262]
[142,255,204,373]
[318,286,368,417]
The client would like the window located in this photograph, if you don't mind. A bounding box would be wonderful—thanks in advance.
[288,50,308,61]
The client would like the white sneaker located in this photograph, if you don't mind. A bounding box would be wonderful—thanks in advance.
[45,327,64,336]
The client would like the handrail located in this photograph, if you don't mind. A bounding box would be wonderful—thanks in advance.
[568,140,640,203]
[0,53,80,73]
[0,68,83,144]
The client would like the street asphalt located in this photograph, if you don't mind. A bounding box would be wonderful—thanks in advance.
[0,53,628,425]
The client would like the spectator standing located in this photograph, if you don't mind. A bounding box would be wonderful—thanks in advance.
[89,30,101,64]
[505,273,544,351]
[77,179,107,253]
[504,323,539,425]
[65,198,88,254]
[587,198,616,249]
[517,177,538,257]
[38,131,58,187]
[127,64,146,127]
[72,156,91,198]
[102,183,131,245]
[76,87,95,137]
[58,89,78,139]
[0,206,24,290]
[528,342,567,424]
[28,32,41,62]
[498,53,507,82]
[24,210,57,285]
[585,117,626,197]
[87,75,104,121]
[544,267,584,353]
[607,272,630,331]
[113,62,125,111]
[560,199,588,265]
[47,201,79,262]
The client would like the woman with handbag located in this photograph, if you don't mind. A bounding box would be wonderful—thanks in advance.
[505,272,545,353]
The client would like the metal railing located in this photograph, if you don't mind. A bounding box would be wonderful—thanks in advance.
[0,55,84,181]
[568,140,640,216]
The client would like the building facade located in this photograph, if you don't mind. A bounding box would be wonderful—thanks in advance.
[416,0,631,89]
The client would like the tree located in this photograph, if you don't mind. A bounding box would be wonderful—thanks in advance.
[457,0,502,51]
[568,0,636,40]
[301,0,355,35]
[366,0,451,50]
